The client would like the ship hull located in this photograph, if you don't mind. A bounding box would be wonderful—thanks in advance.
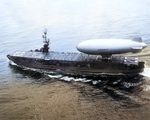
[7,54,144,74]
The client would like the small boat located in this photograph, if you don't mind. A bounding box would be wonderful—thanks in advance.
[7,30,145,74]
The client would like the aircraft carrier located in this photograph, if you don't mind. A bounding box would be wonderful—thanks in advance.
[7,30,145,74]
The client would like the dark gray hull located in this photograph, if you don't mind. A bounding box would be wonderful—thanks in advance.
[7,54,144,74]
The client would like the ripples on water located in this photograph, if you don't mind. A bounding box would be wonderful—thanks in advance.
[1,0,150,119]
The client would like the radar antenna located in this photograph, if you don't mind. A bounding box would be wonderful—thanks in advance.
[40,29,50,53]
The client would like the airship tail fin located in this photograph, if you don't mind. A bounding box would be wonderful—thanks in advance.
[132,37,142,42]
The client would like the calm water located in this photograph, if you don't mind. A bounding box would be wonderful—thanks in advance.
[1,0,150,119]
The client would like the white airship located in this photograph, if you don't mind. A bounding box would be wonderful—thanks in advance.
[76,37,147,57]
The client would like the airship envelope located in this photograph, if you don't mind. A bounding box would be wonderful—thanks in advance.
[76,37,147,56]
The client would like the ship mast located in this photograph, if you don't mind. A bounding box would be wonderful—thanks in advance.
[41,29,50,53]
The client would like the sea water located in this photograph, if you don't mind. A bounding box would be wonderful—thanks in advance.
[1,0,150,119]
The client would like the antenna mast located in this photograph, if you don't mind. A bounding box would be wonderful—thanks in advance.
[41,29,50,53]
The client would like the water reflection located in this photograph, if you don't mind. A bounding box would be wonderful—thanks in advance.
[9,63,146,100]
